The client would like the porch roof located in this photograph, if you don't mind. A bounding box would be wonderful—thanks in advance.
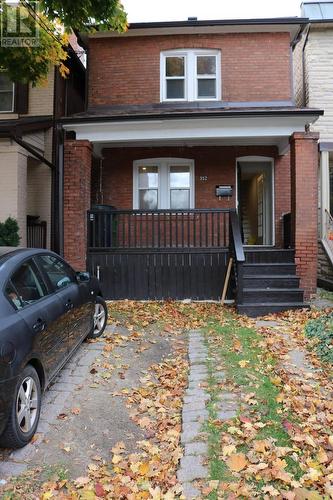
[62,105,323,156]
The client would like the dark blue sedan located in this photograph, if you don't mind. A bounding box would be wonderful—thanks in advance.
[0,247,107,448]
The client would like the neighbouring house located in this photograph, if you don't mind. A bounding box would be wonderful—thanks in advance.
[0,41,85,251]
[294,1,333,290]
[60,16,323,316]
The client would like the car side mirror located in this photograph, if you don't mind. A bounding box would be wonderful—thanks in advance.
[76,271,91,283]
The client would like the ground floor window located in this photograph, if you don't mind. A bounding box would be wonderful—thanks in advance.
[133,158,195,210]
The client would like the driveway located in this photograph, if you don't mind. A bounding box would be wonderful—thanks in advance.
[0,320,174,482]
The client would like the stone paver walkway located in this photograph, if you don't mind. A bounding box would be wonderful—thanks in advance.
[178,329,239,499]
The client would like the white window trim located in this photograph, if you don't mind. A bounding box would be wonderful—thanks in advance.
[133,158,195,210]
[0,72,15,113]
[160,49,221,102]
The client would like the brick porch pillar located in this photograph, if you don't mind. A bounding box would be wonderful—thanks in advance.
[290,132,319,300]
[63,139,92,270]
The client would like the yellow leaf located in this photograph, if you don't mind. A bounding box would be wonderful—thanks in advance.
[317,448,329,464]
[253,440,270,453]
[238,360,249,368]
[226,453,248,472]
[305,435,317,448]
[112,454,123,464]
[42,492,54,500]
[270,376,282,386]
[221,444,237,457]
[139,462,150,476]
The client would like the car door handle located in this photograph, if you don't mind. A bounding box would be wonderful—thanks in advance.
[65,300,74,312]
[32,318,47,333]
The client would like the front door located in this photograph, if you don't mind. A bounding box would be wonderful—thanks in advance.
[237,160,274,246]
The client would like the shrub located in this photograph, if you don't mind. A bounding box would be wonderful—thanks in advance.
[305,313,333,364]
[0,217,20,246]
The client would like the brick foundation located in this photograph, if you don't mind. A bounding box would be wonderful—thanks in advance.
[64,139,92,270]
[290,132,319,299]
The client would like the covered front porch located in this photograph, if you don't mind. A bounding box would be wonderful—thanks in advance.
[62,108,320,314]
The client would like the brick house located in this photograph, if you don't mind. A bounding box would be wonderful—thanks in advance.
[61,17,322,316]
[0,42,85,250]
[294,1,333,290]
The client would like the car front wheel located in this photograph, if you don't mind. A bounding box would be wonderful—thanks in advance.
[0,365,41,449]
[88,296,108,339]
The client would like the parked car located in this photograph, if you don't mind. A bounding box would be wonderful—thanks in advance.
[0,247,108,448]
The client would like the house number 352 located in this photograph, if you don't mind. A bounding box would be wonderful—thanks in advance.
[200,176,208,181]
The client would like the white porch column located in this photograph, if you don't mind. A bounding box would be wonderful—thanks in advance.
[320,150,330,238]
[0,140,28,246]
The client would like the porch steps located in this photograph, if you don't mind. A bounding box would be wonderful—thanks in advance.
[238,248,308,317]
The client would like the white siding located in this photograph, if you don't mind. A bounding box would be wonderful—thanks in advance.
[304,28,333,141]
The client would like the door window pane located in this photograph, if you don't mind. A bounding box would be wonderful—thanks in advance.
[37,255,75,290]
[198,79,216,98]
[10,260,47,307]
[139,189,158,210]
[166,79,185,99]
[170,166,190,188]
[138,166,158,188]
[166,57,185,77]
[170,189,190,209]
[197,56,216,75]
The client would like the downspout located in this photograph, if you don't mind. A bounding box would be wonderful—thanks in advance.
[301,24,311,107]
[51,67,64,256]
[53,124,64,256]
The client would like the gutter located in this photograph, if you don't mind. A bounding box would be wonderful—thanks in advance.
[126,17,310,29]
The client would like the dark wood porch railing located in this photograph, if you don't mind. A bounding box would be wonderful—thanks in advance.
[88,208,233,250]
[27,219,47,249]
[229,211,246,305]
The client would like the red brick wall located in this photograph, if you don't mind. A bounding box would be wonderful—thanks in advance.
[290,132,319,299]
[92,145,290,246]
[64,140,92,270]
[89,32,292,106]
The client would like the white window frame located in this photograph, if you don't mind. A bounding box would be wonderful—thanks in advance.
[0,71,15,113]
[160,49,221,102]
[133,158,195,210]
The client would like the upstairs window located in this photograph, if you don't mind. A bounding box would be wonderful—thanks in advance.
[0,72,14,112]
[161,49,220,102]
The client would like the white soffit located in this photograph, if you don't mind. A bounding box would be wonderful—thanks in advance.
[63,116,316,151]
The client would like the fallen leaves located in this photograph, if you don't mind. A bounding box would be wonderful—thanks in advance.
[226,453,248,472]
